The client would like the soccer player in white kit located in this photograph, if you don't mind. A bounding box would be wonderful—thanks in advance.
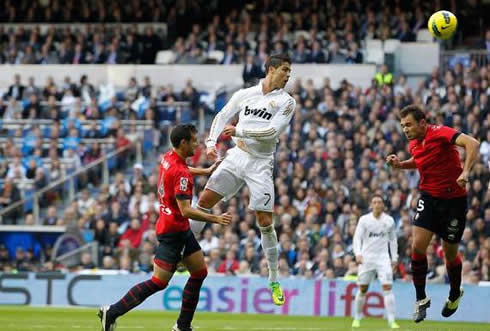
[352,195,400,329]
[190,53,295,306]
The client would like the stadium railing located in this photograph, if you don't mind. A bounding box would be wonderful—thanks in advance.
[439,49,489,73]
[53,241,99,269]
[0,138,141,224]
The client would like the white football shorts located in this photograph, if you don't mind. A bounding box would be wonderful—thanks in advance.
[358,260,393,285]
[205,147,274,212]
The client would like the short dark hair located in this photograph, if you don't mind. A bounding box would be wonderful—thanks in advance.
[170,124,197,148]
[400,105,426,121]
[265,53,291,74]
[371,194,385,203]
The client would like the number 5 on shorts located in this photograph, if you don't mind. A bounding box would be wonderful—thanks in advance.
[417,199,425,212]
[264,193,271,206]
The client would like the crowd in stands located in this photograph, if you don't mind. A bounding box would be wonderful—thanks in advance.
[0,0,487,65]
[0,72,202,223]
[1,59,488,285]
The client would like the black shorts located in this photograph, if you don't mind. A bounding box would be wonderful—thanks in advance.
[412,192,467,244]
[154,229,201,271]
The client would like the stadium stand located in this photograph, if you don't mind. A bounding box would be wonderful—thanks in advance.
[0,0,488,289]
[0,0,487,65]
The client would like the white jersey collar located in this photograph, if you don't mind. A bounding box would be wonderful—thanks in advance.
[258,79,283,96]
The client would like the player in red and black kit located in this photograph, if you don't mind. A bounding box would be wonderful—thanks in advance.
[98,124,231,331]
[386,105,480,323]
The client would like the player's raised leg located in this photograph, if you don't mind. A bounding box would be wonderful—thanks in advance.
[411,225,433,323]
[190,155,243,237]
[99,261,173,331]
[189,188,223,236]
[441,240,464,317]
[440,197,466,318]
[173,246,208,331]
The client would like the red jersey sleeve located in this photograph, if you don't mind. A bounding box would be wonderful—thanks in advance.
[174,170,193,200]
[438,125,461,144]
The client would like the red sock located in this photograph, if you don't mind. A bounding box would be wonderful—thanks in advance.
[110,276,168,318]
[177,269,207,329]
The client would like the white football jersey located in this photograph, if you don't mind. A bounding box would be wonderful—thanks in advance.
[206,80,296,158]
[353,212,398,264]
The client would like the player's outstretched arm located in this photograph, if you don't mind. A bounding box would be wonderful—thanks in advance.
[188,159,222,176]
[176,198,231,225]
[205,89,246,158]
[454,133,480,187]
[386,155,416,169]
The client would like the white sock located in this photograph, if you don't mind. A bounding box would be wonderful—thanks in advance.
[383,290,396,323]
[354,291,366,320]
[259,224,279,282]
[189,205,211,237]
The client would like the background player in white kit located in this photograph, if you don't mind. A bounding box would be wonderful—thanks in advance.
[352,195,400,329]
[190,54,295,306]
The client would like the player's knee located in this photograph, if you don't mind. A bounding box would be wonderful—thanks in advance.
[411,246,427,257]
[190,268,208,280]
[257,212,273,227]
[197,197,214,210]
[198,189,221,209]
[259,223,274,234]
[151,275,168,289]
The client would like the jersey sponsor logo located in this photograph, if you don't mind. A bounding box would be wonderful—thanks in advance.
[243,105,272,120]
[368,231,386,238]
[162,161,170,169]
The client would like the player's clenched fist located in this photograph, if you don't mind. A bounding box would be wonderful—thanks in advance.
[222,125,236,136]
[386,154,401,168]
[206,146,218,161]
[456,171,469,188]
[214,212,232,225]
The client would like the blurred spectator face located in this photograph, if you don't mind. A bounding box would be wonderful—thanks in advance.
[81,252,92,265]
[103,256,115,269]
[130,219,141,230]
[109,222,119,234]
[25,214,35,225]
[226,250,236,261]
[16,247,25,260]
[96,219,105,231]
[204,229,213,240]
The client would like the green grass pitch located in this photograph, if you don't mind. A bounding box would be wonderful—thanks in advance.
[0,306,487,331]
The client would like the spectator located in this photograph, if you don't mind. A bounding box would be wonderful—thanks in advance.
[6,74,25,101]
[375,64,394,87]
[217,250,240,275]
[0,179,21,224]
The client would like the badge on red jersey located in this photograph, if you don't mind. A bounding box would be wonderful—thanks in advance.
[180,177,188,191]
